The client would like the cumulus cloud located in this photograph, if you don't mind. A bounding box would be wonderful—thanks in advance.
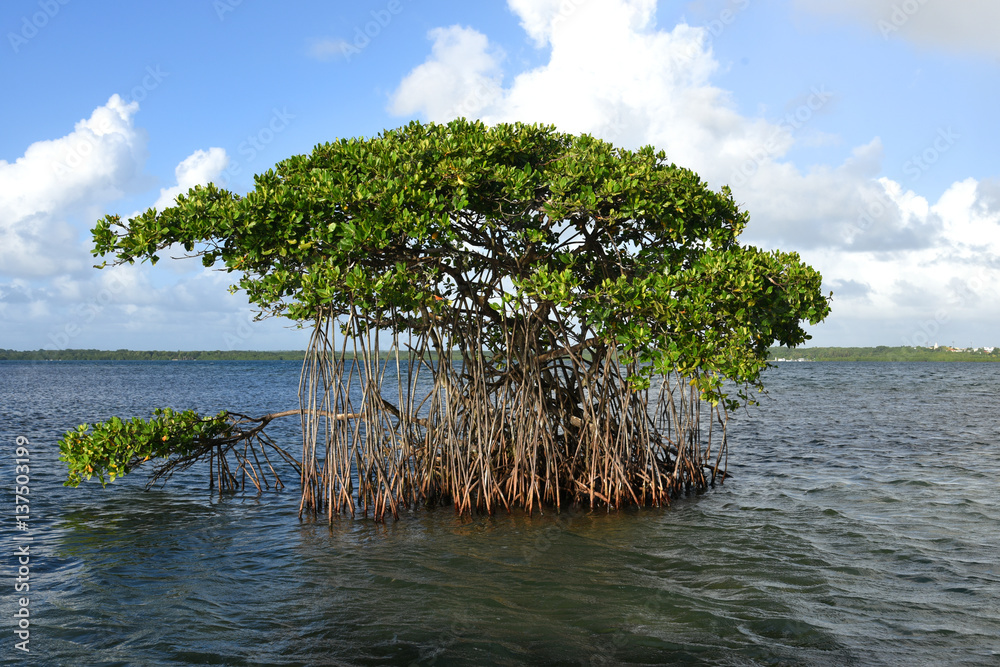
[392,4,763,168]
[793,0,1000,58]
[0,96,247,349]
[506,0,658,48]
[151,147,228,211]
[390,25,506,120]
[0,95,147,277]
[389,0,1000,344]
[974,177,1000,216]
[390,0,896,251]
[810,177,1000,342]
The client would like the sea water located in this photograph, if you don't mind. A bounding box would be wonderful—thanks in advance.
[0,361,997,665]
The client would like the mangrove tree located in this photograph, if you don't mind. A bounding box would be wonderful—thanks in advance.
[60,119,830,520]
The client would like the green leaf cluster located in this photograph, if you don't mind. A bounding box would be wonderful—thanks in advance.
[58,408,231,487]
[92,119,830,404]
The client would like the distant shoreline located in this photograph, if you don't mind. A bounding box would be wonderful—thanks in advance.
[2,346,999,362]
[767,345,999,362]
[0,349,307,361]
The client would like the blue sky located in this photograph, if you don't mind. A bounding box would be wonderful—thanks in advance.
[2,0,998,350]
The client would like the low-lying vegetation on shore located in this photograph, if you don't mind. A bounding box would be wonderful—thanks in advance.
[768,345,1000,362]
[0,349,306,361]
[6,346,998,363]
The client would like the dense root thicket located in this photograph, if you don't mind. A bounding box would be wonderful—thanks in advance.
[298,305,728,522]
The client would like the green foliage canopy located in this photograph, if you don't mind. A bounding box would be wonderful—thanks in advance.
[93,118,829,404]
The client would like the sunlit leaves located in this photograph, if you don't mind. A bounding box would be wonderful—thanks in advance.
[58,409,231,487]
[91,118,830,405]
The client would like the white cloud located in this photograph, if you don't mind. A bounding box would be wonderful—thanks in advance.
[793,0,1000,58]
[810,176,1000,343]
[0,96,245,349]
[506,0,658,48]
[390,1,871,249]
[390,25,506,120]
[388,0,1000,345]
[391,6,764,167]
[974,177,1000,216]
[505,0,566,47]
[151,147,228,211]
[0,95,147,278]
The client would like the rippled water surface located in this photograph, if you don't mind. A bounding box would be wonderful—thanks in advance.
[1,361,998,665]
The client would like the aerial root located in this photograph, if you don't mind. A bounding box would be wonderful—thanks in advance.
[294,308,730,521]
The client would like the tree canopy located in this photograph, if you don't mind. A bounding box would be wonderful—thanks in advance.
[71,119,830,519]
[95,119,826,398]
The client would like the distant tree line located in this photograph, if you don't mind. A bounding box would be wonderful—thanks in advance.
[768,346,1000,362]
[0,349,307,361]
[8,346,996,363]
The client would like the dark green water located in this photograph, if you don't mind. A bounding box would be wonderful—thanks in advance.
[1,361,998,665]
